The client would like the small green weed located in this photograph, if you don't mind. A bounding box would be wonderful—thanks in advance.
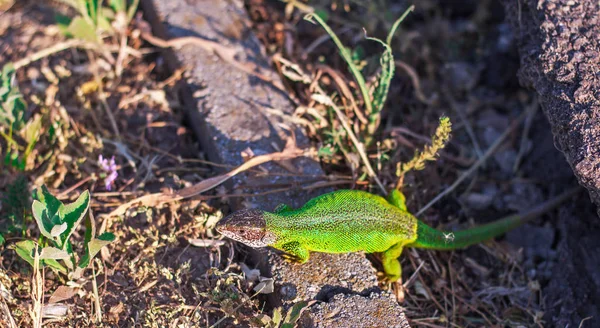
[305,10,405,145]
[257,301,315,328]
[0,64,42,171]
[0,64,26,131]
[10,186,115,274]
[56,0,139,43]
[282,8,414,191]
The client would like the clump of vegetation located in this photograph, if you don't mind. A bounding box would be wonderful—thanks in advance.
[54,0,140,76]
[282,7,452,194]
[56,0,138,43]
[258,301,314,328]
[0,64,26,131]
[0,64,41,170]
[11,186,114,274]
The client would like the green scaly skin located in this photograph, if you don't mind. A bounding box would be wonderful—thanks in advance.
[216,188,579,282]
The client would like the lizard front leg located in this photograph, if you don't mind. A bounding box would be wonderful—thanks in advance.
[275,241,310,263]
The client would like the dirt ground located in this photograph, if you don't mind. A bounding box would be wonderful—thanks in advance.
[0,0,594,327]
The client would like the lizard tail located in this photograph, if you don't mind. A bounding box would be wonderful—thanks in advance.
[407,187,581,250]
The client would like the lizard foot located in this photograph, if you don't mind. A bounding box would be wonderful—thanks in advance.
[376,273,406,302]
[281,254,303,263]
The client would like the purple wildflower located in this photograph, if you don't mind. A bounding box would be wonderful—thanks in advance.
[98,155,118,191]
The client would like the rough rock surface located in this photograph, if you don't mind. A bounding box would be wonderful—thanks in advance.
[300,292,410,328]
[501,1,600,324]
[268,251,379,304]
[140,0,408,325]
[501,0,600,215]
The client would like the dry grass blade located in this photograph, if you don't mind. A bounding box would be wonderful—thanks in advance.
[12,39,88,70]
[30,246,43,328]
[441,86,483,160]
[173,137,305,199]
[106,137,306,217]
[395,60,436,105]
[91,262,102,322]
[0,296,17,328]
[312,94,387,195]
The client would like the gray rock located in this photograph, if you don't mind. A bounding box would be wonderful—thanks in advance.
[502,0,600,215]
[268,251,379,304]
[497,1,600,319]
[300,292,410,328]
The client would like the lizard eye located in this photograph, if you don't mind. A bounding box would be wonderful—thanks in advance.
[238,229,246,234]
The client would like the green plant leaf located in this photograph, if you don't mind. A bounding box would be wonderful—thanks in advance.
[32,200,58,239]
[12,240,69,273]
[282,301,314,328]
[23,113,41,145]
[12,240,36,267]
[313,8,329,22]
[34,185,62,219]
[304,14,372,116]
[78,232,114,268]
[86,0,99,23]
[39,246,70,261]
[108,0,125,13]
[0,234,4,246]
[126,0,139,22]
[272,307,282,326]
[44,258,68,273]
[66,17,100,42]
[58,190,90,247]
[54,13,73,35]
[97,10,114,32]
[0,63,27,131]
[50,222,68,237]
[370,7,413,118]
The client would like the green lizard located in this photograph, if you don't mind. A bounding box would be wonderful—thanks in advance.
[216,188,579,283]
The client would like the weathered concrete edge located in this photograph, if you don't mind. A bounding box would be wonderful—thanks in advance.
[138,0,408,325]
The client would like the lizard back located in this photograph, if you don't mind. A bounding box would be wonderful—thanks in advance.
[266,190,418,253]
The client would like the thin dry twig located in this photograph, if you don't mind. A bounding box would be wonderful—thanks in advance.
[441,86,483,160]
[513,97,539,172]
[0,295,17,328]
[140,30,286,92]
[416,112,527,216]
[11,38,134,71]
[395,60,436,105]
[173,137,305,199]
[13,39,88,70]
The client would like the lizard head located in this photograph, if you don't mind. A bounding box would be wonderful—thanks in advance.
[216,209,277,248]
